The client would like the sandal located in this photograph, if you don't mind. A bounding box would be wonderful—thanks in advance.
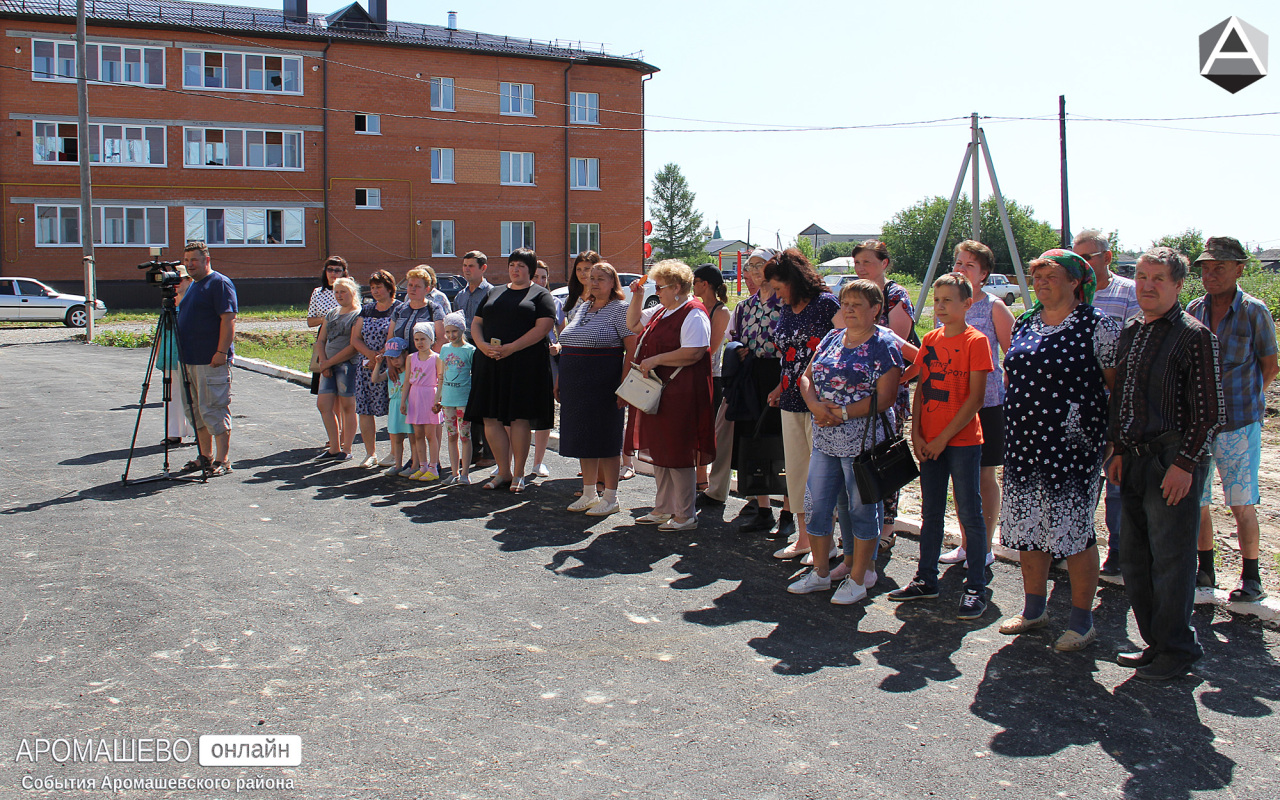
[182,455,211,473]
[619,465,636,481]
[207,460,233,477]
[482,477,511,491]
[510,477,528,494]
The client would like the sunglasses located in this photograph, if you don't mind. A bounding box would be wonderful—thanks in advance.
[325,266,346,273]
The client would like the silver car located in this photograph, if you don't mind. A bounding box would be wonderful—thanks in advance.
[0,277,107,327]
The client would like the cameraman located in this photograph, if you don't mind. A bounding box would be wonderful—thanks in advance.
[177,241,238,476]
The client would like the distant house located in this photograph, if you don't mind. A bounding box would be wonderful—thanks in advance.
[1256,249,1280,272]
[704,238,752,262]
[819,256,856,272]
[798,224,882,250]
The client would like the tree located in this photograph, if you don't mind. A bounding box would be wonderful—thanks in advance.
[648,163,708,264]
[1152,228,1204,263]
[790,235,817,264]
[881,195,1060,279]
[817,240,857,265]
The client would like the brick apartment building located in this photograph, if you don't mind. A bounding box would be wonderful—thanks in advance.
[0,0,656,307]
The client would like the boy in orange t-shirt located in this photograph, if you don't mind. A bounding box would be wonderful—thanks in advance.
[889,273,994,619]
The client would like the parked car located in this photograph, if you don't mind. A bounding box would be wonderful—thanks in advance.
[0,277,106,327]
[824,274,857,295]
[392,273,468,305]
[551,272,659,309]
[983,274,1021,306]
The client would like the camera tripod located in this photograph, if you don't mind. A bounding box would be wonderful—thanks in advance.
[121,284,208,486]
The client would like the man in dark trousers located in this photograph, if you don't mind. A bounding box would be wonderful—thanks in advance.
[1107,246,1224,681]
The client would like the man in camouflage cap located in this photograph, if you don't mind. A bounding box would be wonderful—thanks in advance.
[1188,236,1279,602]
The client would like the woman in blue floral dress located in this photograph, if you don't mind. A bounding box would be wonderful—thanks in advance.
[351,270,403,468]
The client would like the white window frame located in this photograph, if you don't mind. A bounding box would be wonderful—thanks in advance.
[570,92,599,124]
[184,206,306,247]
[33,121,167,167]
[181,48,303,95]
[35,204,168,248]
[32,121,79,164]
[183,127,303,170]
[32,38,165,86]
[501,221,535,256]
[355,113,381,134]
[431,148,454,183]
[569,157,599,190]
[499,82,534,116]
[355,188,381,209]
[569,223,600,257]
[432,220,455,257]
[500,151,535,186]
[430,77,455,111]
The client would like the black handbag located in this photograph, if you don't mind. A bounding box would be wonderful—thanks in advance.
[736,410,788,496]
[851,393,919,505]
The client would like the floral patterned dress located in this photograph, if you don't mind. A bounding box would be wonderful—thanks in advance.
[354,301,399,417]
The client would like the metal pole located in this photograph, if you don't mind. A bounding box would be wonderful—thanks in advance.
[970,112,980,241]
[76,0,95,342]
[1059,94,1070,248]
[915,142,973,320]
[736,249,742,294]
[978,128,1031,306]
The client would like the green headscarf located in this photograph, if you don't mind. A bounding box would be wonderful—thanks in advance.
[1017,248,1096,323]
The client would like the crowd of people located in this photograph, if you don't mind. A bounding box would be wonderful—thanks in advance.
[166,231,1276,682]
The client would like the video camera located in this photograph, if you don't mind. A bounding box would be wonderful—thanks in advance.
[138,246,183,289]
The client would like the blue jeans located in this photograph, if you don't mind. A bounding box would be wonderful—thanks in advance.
[1103,477,1122,561]
[1118,444,1209,661]
[805,449,882,541]
[917,444,986,591]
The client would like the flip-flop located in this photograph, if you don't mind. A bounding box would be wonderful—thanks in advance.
[510,477,528,494]
[482,477,511,491]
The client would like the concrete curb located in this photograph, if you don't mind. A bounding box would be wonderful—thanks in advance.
[231,356,1280,627]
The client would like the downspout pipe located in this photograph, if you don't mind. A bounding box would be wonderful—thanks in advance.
[563,60,573,282]
[322,39,331,257]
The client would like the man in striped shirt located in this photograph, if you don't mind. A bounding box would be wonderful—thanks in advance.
[1107,246,1225,681]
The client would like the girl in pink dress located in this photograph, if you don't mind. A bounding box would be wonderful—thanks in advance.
[404,323,443,480]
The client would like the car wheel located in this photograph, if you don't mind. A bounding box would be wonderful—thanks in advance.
[65,305,88,327]
[1004,294,1016,306]
[643,295,660,309]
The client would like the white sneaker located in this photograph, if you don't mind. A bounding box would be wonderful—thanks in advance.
[939,546,967,564]
[658,516,697,532]
[586,500,620,517]
[773,543,811,559]
[533,462,550,478]
[567,494,601,512]
[787,571,832,594]
[361,455,380,469]
[801,546,843,566]
[831,578,869,605]
[378,453,396,466]
[636,512,672,525]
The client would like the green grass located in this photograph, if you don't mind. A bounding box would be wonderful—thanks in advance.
[102,305,308,323]
[88,328,155,348]
[90,328,316,374]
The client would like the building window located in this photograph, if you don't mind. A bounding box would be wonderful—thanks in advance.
[432,221,455,257]
[36,205,166,247]
[430,77,455,111]
[34,122,166,166]
[355,188,381,208]
[33,122,78,163]
[499,82,534,116]
[570,157,599,190]
[431,148,454,183]
[185,206,305,246]
[500,151,535,185]
[570,92,599,124]
[569,223,600,256]
[355,113,380,134]
[183,128,302,170]
[33,39,164,86]
[501,221,535,256]
[182,49,302,94]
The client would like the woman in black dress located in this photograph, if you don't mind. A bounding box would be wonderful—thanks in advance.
[466,247,557,493]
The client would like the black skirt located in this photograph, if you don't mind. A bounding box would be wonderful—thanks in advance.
[558,345,625,458]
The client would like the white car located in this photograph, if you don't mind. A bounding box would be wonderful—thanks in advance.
[0,277,107,326]
[982,274,1022,306]
[551,272,659,310]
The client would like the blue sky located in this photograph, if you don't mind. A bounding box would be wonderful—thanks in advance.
[200,1,1280,253]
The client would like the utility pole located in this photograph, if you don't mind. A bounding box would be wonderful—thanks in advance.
[76,0,95,341]
[1059,95,1070,248]
[970,113,980,240]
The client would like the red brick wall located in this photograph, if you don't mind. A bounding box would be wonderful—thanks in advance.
[0,18,648,289]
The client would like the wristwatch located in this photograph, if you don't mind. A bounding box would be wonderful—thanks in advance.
[840,405,848,422]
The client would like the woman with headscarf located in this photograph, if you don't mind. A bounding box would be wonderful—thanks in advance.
[997,249,1120,651]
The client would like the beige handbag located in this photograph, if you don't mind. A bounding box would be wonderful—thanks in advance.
[614,320,683,414]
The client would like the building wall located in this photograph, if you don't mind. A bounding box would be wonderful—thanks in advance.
[0,16,648,304]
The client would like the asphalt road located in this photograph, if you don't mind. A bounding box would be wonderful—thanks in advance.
[1,340,1277,800]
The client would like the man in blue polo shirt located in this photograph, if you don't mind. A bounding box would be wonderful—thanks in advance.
[177,241,238,476]
[1188,236,1279,602]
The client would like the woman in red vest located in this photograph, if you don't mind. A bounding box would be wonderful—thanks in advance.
[624,260,716,531]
